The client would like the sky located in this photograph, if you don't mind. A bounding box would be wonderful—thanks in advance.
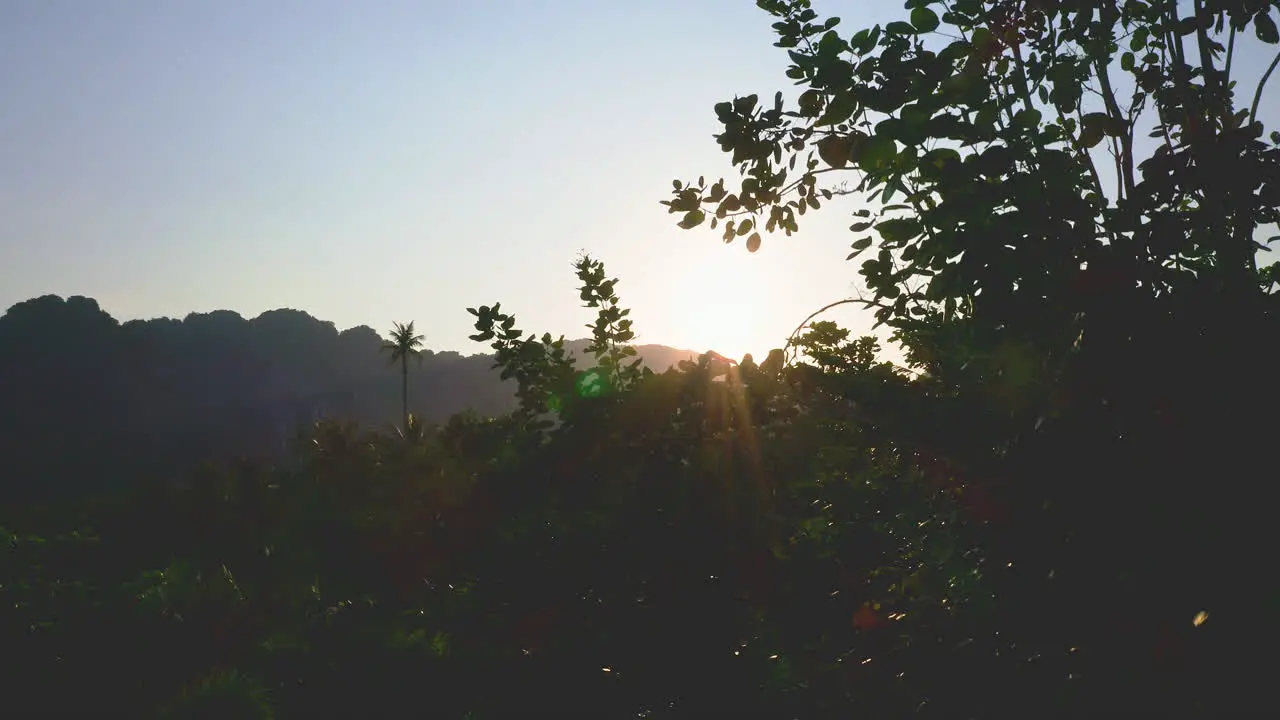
[2,1,1277,362]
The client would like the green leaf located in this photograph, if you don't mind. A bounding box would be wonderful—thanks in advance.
[1257,12,1279,44]
[875,218,923,244]
[1120,51,1135,71]
[678,210,706,229]
[977,145,1014,177]
[1014,108,1042,129]
[939,39,972,64]
[817,135,852,168]
[855,134,897,172]
[898,104,931,145]
[1078,113,1109,149]
[910,7,940,33]
[798,89,824,117]
[918,147,961,182]
[733,94,759,115]
[849,27,877,54]
[816,93,858,126]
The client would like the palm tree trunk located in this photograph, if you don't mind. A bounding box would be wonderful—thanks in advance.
[401,356,409,432]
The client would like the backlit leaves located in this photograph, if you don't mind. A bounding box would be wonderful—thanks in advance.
[816,135,852,169]
[855,135,897,173]
[669,0,1280,361]
[678,209,706,229]
[875,218,922,245]
[910,6,940,34]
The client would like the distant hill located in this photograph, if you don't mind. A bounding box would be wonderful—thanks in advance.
[0,295,698,501]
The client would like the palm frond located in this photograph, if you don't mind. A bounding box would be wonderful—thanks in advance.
[382,321,426,362]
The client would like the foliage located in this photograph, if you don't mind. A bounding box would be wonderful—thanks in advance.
[664,0,1280,714]
[158,668,275,720]
[0,254,996,717]
[668,0,1280,327]
[4,1,1280,716]
[381,321,426,365]
[466,254,652,433]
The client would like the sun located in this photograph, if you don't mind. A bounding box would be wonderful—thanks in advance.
[662,246,777,362]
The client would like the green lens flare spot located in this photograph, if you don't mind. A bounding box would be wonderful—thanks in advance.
[575,369,608,398]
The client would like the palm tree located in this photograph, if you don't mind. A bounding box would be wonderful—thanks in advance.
[381,321,425,433]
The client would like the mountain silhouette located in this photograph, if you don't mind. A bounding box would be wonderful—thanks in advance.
[0,295,698,502]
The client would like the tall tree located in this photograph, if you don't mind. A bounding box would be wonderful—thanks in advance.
[381,321,425,433]
[667,0,1280,712]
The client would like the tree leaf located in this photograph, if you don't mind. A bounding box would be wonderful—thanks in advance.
[678,210,706,229]
[855,135,897,172]
[1257,12,1279,44]
[816,94,858,126]
[1078,113,1112,149]
[876,218,923,244]
[746,232,762,253]
[817,135,852,168]
[910,7,940,33]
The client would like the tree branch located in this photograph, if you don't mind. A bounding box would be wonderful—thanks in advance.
[1225,25,1236,82]
[783,298,872,362]
[1250,48,1280,125]
[1094,57,1135,201]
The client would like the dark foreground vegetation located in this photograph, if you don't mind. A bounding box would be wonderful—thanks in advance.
[5,0,1280,716]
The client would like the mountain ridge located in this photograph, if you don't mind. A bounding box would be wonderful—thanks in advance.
[0,294,702,501]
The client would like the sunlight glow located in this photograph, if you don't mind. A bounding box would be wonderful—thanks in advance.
[662,246,777,362]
